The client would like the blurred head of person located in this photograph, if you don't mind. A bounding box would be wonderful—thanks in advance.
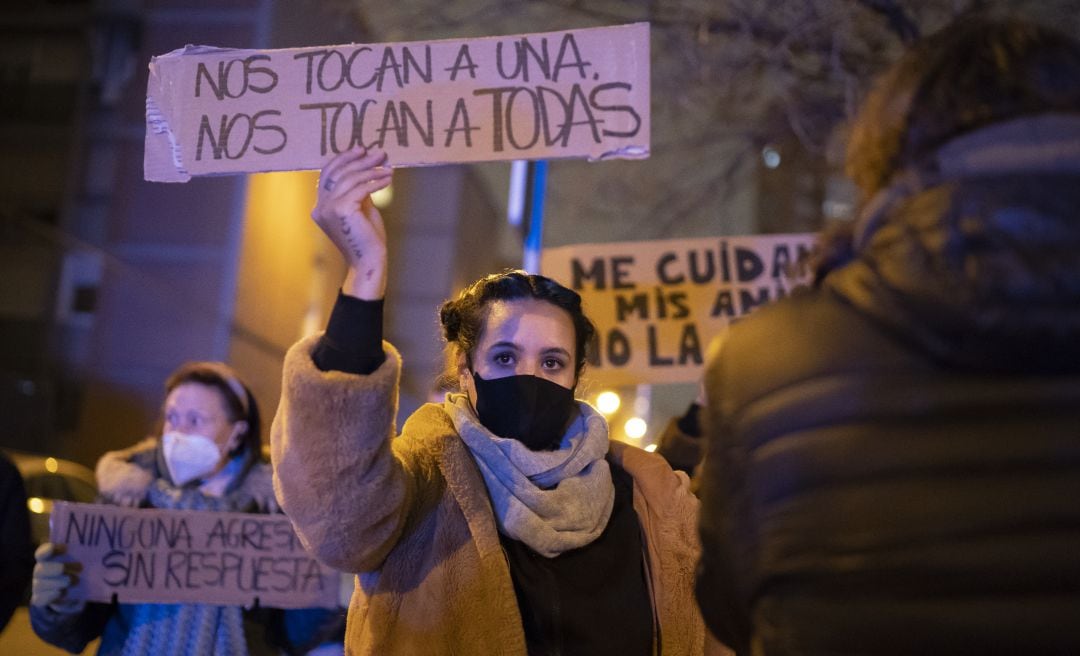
[810,16,1080,282]
[159,362,261,486]
[847,15,1080,199]
[821,15,1080,373]
[438,270,597,450]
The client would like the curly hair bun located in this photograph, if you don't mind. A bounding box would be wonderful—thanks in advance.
[439,301,462,342]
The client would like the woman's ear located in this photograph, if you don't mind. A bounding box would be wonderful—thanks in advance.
[227,420,249,452]
[456,351,470,390]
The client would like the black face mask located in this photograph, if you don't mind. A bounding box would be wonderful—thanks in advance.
[471,372,576,451]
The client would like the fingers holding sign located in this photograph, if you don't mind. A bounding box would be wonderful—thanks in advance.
[32,543,86,613]
[313,146,393,300]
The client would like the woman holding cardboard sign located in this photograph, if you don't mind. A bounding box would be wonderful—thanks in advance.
[271,146,728,655]
[29,361,344,655]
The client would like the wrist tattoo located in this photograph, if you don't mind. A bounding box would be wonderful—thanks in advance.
[340,216,364,260]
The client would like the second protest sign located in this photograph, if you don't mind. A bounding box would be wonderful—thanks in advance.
[51,502,340,608]
[542,233,817,387]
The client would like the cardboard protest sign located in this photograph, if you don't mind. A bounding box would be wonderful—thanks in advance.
[50,502,340,608]
[542,233,817,387]
[145,23,650,182]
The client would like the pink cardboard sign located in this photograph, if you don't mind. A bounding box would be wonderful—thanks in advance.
[541,233,819,386]
[145,23,650,182]
[50,502,339,609]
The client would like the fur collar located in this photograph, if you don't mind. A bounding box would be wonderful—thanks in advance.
[96,437,275,510]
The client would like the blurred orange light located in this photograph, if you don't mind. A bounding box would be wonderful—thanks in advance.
[596,391,620,415]
[624,417,647,439]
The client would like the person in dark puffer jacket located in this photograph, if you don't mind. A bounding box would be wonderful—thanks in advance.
[696,16,1080,656]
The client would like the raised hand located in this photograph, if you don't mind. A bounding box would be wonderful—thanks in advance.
[312,146,393,300]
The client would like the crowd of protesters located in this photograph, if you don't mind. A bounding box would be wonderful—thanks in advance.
[8,12,1079,656]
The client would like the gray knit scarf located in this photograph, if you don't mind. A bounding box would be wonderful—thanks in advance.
[446,393,615,558]
[119,461,253,656]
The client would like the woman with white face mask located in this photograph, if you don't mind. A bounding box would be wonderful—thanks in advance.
[270,149,730,656]
[29,362,344,655]
[159,372,250,490]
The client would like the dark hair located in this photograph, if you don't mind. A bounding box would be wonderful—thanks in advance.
[438,270,596,387]
[846,16,1080,198]
[806,220,857,285]
[164,361,262,459]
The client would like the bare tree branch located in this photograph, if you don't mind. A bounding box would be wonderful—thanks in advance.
[332,0,1080,238]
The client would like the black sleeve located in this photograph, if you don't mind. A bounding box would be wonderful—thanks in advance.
[29,601,115,654]
[311,292,387,375]
[0,455,33,632]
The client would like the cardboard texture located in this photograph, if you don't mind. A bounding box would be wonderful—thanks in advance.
[50,502,340,608]
[542,233,818,386]
[145,23,650,181]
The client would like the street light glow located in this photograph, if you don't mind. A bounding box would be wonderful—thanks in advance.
[624,417,647,439]
[762,145,782,169]
[596,391,621,415]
